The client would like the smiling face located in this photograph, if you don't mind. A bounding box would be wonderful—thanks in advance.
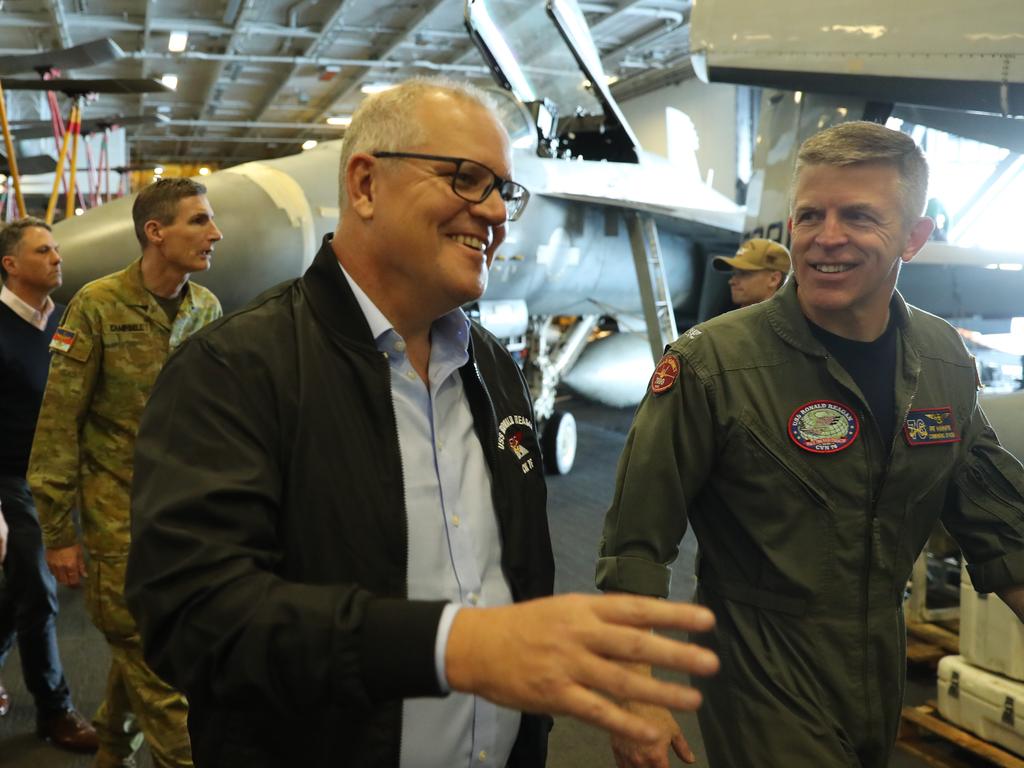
[3,225,62,299]
[789,162,932,339]
[366,93,511,317]
[150,194,223,275]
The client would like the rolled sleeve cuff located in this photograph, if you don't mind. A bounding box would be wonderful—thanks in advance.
[967,549,1024,593]
[595,555,671,598]
[434,602,461,693]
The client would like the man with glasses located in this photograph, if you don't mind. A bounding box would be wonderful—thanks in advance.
[126,78,720,767]
[712,238,790,309]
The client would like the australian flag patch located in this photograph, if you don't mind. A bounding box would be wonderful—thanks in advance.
[50,327,77,353]
[903,406,961,446]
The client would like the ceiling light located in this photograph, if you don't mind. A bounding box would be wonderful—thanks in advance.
[301,139,318,151]
[360,83,395,95]
[160,74,179,91]
[326,116,352,126]
[168,31,188,53]
[154,166,164,175]
[198,167,211,176]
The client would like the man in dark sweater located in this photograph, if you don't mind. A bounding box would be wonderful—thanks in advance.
[0,217,98,752]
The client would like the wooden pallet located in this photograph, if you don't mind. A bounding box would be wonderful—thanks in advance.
[906,621,960,668]
[897,702,1024,767]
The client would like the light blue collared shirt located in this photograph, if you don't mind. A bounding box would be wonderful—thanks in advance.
[339,264,520,768]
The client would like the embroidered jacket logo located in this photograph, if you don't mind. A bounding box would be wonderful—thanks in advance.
[498,414,535,474]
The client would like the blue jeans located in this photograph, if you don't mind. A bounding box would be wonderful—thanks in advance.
[0,475,72,716]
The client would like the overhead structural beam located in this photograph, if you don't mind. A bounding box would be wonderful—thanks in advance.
[138,0,158,116]
[45,0,74,49]
[122,50,489,74]
[301,0,450,127]
[160,118,346,130]
[235,0,354,158]
[132,134,323,144]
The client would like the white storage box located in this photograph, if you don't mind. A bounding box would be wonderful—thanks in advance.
[960,565,1024,681]
[937,655,1024,758]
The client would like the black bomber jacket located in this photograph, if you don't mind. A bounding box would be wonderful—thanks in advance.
[127,236,555,767]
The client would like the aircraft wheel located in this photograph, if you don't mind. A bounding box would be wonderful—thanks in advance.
[542,410,577,475]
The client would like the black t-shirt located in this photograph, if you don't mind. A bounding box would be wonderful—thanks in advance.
[148,290,183,323]
[808,317,898,444]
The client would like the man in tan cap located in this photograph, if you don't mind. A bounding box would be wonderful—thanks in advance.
[713,237,790,307]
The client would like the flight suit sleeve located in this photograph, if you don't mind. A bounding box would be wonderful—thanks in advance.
[596,349,717,598]
[944,402,1024,593]
[27,299,101,549]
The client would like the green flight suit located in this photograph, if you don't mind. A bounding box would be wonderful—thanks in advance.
[28,258,221,768]
[597,279,1024,768]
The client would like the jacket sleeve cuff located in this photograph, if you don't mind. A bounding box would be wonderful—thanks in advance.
[41,520,78,550]
[595,555,671,598]
[359,598,448,702]
[967,549,1024,593]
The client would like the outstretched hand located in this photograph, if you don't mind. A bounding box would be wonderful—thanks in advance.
[444,593,718,744]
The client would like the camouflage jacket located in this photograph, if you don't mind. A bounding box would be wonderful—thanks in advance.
[28,258,221,556]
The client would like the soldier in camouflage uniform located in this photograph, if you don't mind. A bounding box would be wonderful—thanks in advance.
[28,178,223,768]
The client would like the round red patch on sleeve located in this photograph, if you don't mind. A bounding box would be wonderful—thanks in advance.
[651,354,680,395]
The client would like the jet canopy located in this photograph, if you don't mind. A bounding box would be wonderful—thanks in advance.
[465,0,642,163]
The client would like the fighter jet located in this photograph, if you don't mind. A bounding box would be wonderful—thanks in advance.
[48,0,745,475]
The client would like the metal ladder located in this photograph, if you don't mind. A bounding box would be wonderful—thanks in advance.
[627,212,678,362]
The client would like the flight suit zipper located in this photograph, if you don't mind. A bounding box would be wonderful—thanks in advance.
[742,424,832,511]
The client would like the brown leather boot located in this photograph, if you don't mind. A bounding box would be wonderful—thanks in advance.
[36,707,100,752]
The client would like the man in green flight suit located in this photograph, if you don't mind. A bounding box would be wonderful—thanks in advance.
[598,122,1024,768]
[28,178,223,768]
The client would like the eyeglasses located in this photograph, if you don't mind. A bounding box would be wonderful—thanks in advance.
[372,151,530,222]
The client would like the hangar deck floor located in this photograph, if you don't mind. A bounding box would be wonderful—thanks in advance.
[0,397,937,767]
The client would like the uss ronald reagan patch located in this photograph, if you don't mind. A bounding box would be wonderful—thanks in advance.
[789,400,859,454]
[651,354,680,395]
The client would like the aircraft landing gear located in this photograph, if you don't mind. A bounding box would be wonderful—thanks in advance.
[525,315,598,476]
[541,410,577,475]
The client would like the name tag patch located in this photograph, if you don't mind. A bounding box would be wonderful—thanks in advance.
[789,400,860,454]
[904,406,960,446]
[108,323,146,333]
[651,354,680,395]
[50,327,77,353]
[498,414,535,475]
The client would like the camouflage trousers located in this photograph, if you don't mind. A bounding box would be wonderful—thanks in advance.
[85,554,192,768]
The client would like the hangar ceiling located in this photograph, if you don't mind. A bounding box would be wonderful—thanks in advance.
[0,0,696,167]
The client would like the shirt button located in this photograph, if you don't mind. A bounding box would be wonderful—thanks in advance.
[478,751,487,762]
[394,340,406,352]
[468,592,479,605]
[452,515,461,527]
[405,370,416,381]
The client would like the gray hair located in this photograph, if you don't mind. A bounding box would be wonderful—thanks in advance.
[792,121,929,226]
[0,216,51,282]
[337,77,499,211]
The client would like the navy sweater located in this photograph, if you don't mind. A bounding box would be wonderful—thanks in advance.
[0,299,63,477]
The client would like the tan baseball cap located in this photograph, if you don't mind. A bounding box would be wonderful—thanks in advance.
[713,238,791,273]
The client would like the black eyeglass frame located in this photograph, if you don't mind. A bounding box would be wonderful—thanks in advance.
[371,151,530,222]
